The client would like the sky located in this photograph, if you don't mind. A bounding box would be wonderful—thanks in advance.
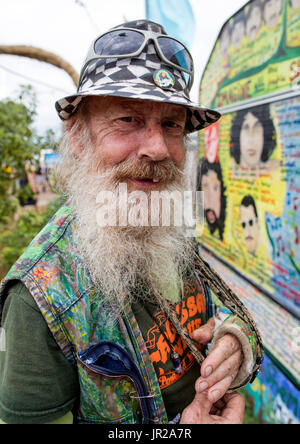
[0,0,248,136]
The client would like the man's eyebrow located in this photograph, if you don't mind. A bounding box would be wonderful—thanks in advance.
[117,101,141,112]
[117,100,186,120]
[165,109,187,121]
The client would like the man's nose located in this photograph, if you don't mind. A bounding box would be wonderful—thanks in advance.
[137,123,170,161]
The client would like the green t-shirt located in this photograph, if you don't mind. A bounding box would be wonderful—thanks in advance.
[0,281,203,424]
[0,282,78,424]
[132,300,201,419]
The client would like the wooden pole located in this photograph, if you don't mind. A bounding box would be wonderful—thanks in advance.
[0,45,79,86]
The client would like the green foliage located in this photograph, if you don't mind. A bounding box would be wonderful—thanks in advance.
[0,196,65,274]
[40,128,59,152]
[0,83,63,278]
[0,85,54,223]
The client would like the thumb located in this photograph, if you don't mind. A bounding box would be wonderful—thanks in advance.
[193,317,215,344]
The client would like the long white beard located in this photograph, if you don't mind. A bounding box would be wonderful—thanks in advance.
[57,134,196,319]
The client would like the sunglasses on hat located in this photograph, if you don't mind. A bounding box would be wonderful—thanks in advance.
[78,28,194,90]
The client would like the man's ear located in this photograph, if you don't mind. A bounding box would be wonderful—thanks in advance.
[64,115,87,158]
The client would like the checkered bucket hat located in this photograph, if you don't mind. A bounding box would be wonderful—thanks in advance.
[55,20,221,133]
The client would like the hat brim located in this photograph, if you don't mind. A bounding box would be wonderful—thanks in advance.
[55,81,221,133]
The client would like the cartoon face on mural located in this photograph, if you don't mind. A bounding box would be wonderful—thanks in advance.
[240,195,260,255]
[230,104,277,170]
[263,0,283,29]
[290,0,300,9]
[246,1,263,41]
[231,13,246,49]
[198,160,226,241]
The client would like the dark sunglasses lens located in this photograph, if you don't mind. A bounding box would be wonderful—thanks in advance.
[94,30,144,56]
[158,37,192,71]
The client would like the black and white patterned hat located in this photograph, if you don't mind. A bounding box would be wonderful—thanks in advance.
[55,20,221,133]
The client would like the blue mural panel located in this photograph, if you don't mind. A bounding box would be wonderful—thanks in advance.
[245,354,300,424]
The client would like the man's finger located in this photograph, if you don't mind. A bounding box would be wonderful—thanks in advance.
[201,333,242,378]
[219,392,245,424]
[196,350,242,397]
[193,389,214,412]
[192,317,215,344]
[207,375,233,403]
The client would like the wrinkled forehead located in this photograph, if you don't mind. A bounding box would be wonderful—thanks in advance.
[85,96,187,119]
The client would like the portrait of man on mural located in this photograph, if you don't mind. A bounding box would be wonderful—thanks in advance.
[290,0,300,9]
[240,195,260,256]
[198,159,227,242]
[231,12,246,50]
[0,19,264,425]
[219,22,232,59]
[263,0,283,30]
[246,0,263,41]
[230,103,279,173]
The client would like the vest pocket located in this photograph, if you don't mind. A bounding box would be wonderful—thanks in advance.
[77,341,155,424]
[77,361,141,424]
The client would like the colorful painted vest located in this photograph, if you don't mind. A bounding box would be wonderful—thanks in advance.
[0,201,210,424]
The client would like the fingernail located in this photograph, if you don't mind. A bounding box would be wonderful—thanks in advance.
[198,381,209,392]
[210,390,221,402]
[204,366,213,377]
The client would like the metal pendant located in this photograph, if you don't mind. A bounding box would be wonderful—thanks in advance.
[171,352,182,374]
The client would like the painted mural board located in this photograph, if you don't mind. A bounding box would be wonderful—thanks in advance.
[197,0,300,422]
[200,0,300,110]
[197,0,300,319]
[197,95,300,318]
[199,248,300,386]
[199,248,300,423]
[245,354,300,424]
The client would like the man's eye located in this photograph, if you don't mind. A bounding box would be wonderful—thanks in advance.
[164,121,183,130]
[164,121,177,127]
[120,117,135,123]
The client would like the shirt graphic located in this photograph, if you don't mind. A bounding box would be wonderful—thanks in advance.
[145,279,207,390]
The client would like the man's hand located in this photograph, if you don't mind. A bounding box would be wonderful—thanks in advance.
[180,390,245,424]
[192,318,243,403]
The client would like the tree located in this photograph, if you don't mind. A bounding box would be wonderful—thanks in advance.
[0,85,42,223]
[0,195,65,275]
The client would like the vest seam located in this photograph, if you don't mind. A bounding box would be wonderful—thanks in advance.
[25,213,75,274]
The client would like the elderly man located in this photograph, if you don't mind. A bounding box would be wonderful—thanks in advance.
[0,20,263,425]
